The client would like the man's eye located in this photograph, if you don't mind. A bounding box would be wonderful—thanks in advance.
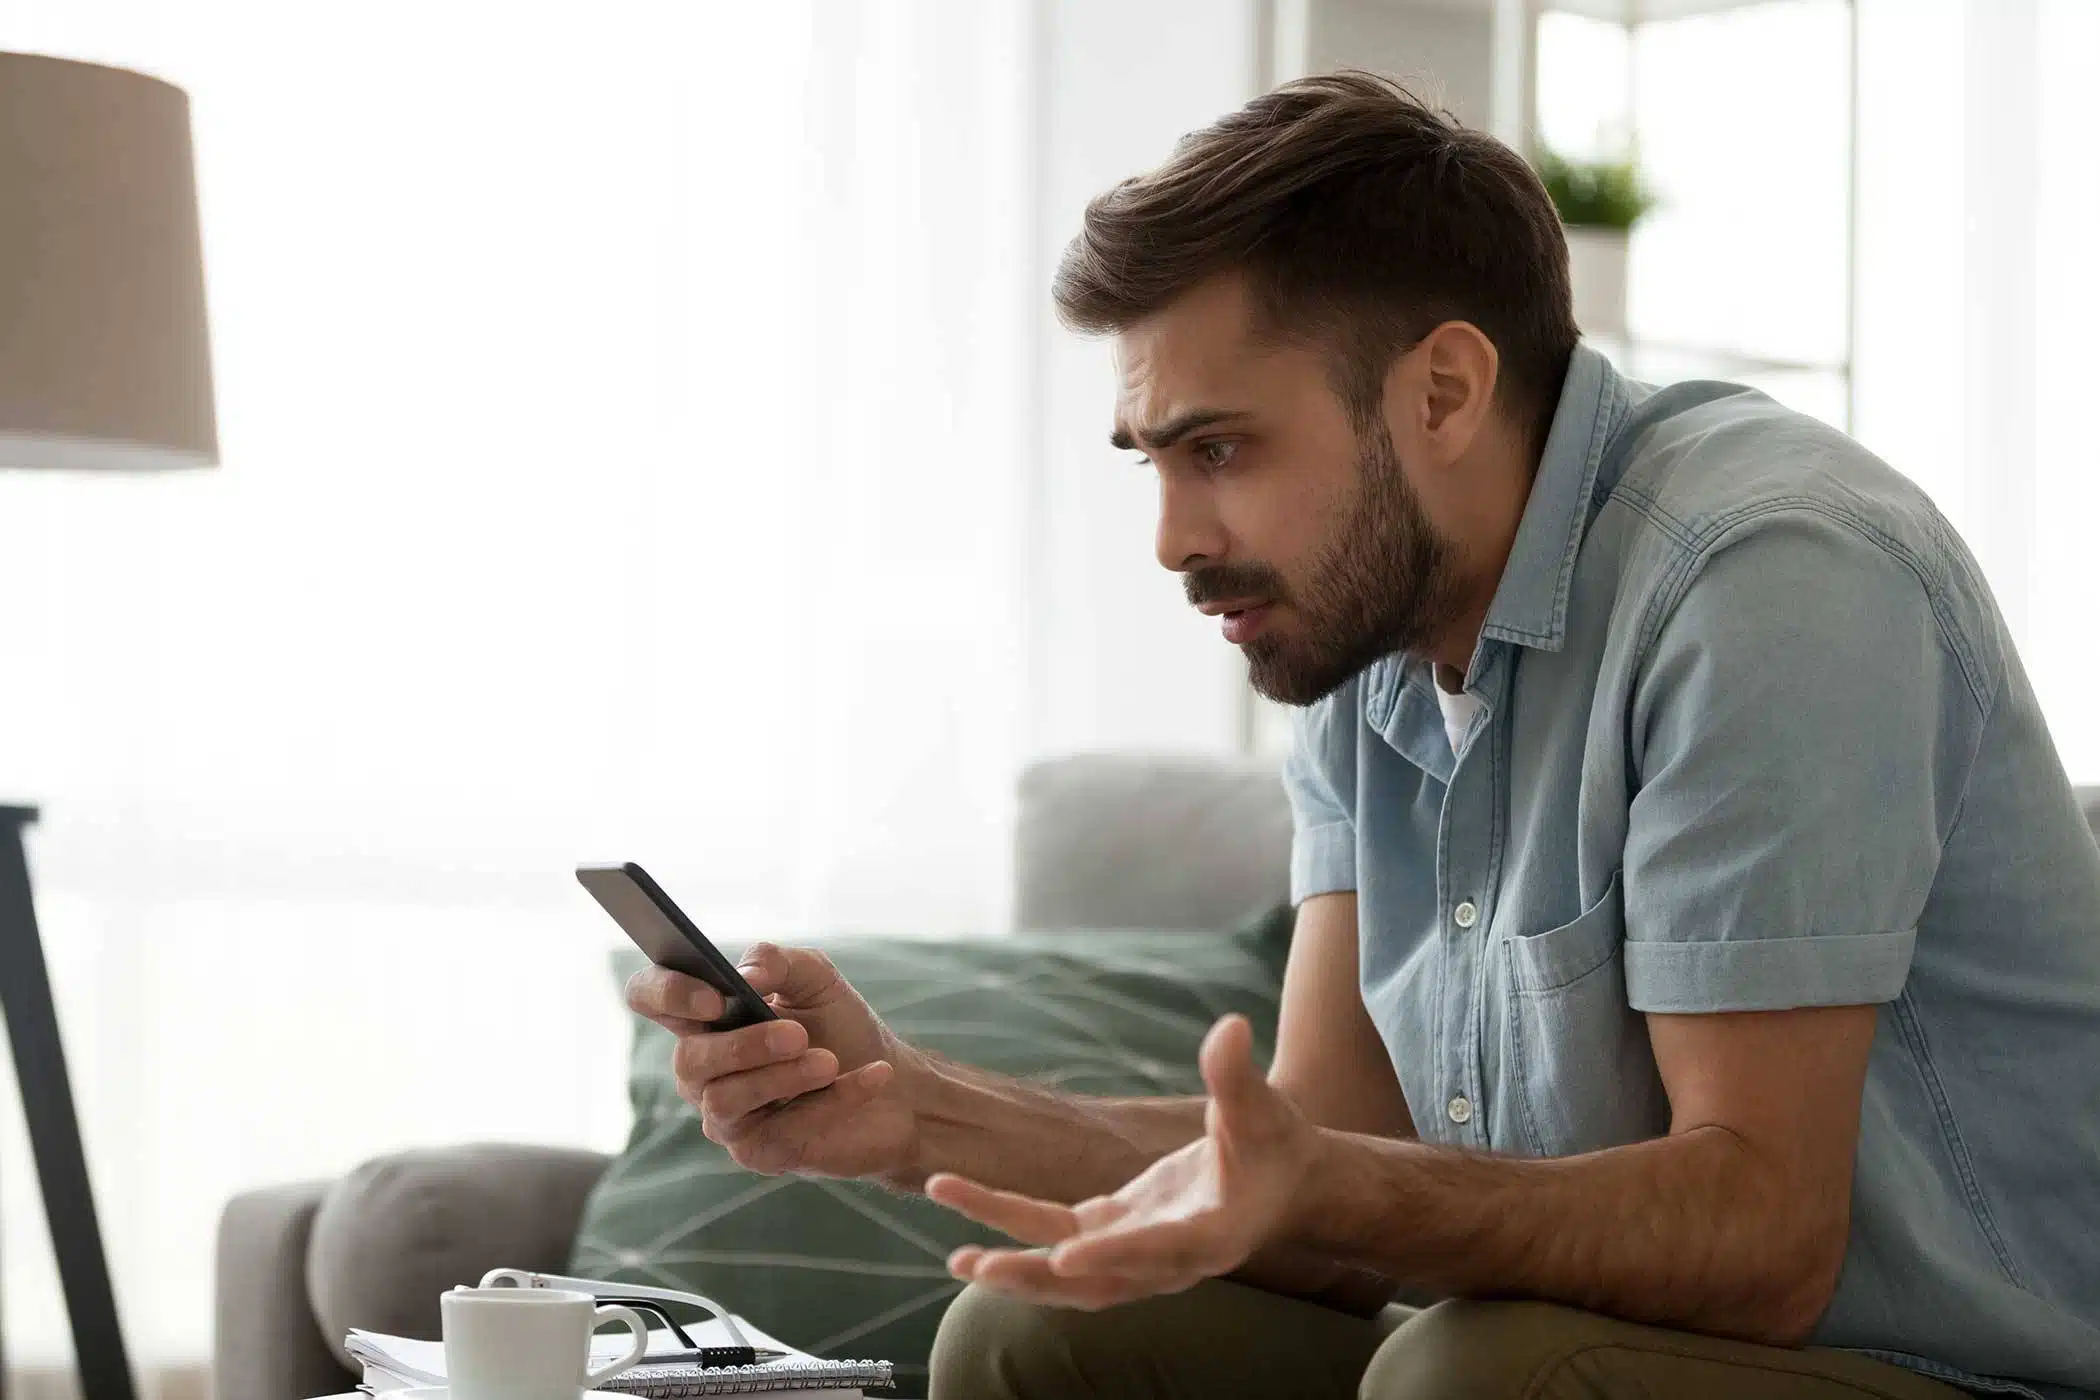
[1197,440,1238,469]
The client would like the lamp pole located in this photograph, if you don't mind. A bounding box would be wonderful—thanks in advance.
[0,809,136,1400]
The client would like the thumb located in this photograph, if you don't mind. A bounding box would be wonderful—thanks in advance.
[738,942,844,1006]
[1200,1014,1285,1142]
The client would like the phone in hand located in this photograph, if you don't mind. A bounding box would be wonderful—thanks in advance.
[576,862,778,1031]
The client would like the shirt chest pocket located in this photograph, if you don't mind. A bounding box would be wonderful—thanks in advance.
[1497,871,1669,1157]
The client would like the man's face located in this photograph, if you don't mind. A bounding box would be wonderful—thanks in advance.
[1112,274,1465,706]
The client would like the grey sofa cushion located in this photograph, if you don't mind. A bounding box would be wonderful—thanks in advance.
[2080,786,2099,842]
[1013,753,1292,933]
[305,1143,611,1366]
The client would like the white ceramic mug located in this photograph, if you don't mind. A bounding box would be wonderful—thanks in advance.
[431,1287,650,1400]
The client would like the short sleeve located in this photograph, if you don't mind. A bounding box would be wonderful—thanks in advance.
[1621,510,1983,1014]
[1284,695,1359,904]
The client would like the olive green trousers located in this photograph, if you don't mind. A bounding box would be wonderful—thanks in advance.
[928,1279,1968,1399]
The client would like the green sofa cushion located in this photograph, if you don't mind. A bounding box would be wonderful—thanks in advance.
[570,913,1291,1396]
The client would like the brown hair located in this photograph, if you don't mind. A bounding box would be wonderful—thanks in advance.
[1053,71,1576,448]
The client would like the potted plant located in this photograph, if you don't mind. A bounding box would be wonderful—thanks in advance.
[1535,148,1657,339]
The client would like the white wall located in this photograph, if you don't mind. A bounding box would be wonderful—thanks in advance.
[1302,0,1498,125]
[1024,0,1263,761]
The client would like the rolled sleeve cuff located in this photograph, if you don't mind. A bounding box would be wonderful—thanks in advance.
[1625,929,1916,1013]
[1290,821,1357,904]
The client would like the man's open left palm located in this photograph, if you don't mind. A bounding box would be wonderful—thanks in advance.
[927,1013,1318,1310]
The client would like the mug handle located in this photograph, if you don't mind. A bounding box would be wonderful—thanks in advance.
[583,1304,652,1389]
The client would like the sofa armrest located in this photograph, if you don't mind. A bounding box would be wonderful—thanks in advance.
[305,1143,614,1367]
[215,1179,354,1400]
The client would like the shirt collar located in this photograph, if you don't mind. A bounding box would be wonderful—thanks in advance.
[1476,342,1631,654]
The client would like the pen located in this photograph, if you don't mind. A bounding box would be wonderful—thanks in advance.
[656,1346,790,1368]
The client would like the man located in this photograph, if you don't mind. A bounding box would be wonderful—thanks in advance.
[627,74,2100,1398]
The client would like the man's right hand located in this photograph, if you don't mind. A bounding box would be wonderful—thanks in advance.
[625,943,924,1183]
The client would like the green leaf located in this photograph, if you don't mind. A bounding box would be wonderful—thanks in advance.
[1535,146,1658,230]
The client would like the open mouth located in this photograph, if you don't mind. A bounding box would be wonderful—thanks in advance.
[1219,602,1274,644]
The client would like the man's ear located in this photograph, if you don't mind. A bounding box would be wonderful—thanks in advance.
[1383,320,1500,467]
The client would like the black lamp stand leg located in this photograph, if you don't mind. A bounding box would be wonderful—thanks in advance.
[0,808,136,1400]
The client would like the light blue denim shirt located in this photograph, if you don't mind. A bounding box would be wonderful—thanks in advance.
[1284,344,2100,1398]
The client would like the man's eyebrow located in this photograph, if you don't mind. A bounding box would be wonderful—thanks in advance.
[1108,408,1251,453]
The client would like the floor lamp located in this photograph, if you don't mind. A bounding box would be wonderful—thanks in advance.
[0,51,219,1400]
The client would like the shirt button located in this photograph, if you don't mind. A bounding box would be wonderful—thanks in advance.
[1453,900,1478,928]
[1447,1095,1474,1125]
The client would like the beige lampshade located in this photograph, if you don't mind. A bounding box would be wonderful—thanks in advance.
[0,51,217,470]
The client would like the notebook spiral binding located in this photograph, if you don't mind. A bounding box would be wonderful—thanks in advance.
[615,1358,893,1396]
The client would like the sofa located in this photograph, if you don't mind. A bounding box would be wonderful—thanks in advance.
[212,756,2100,1400]
[211,753,1296,1400]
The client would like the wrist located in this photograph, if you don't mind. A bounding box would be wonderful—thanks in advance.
[1282,1126,1354,1254]
[1284,1128,1436,1282]
[876,1040,945,1193]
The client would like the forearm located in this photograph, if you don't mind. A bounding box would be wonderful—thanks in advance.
[1290,1125,1843,1344]
[895,1050,1401,1315]
[886,1049,1206,1201]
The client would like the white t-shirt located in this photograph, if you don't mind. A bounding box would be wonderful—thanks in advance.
[1434,670,1483,756]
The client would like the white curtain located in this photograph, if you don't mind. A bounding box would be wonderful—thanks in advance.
[1852,0,2100,783]
[0,0,1031,1369]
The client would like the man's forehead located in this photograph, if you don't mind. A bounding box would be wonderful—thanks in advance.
[1116,274,1262,365]
[1112,276,1271,424]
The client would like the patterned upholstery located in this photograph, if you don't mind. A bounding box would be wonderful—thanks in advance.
[570,916,1292,1396]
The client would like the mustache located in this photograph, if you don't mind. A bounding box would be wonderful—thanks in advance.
[1184,563,1288,608]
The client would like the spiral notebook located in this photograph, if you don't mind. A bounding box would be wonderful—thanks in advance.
[346,1323,892,1397]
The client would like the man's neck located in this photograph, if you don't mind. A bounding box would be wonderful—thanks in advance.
[1419,426,1547,679]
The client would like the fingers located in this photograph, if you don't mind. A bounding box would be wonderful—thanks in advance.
[1199,1013,1288,1146]
[1050,1217,1222,1279]
[711,1060,896,1174]
[626,965,727,1028]
[1198,1013,1258,1109]
[925,1175,1081,1248]
[948,1244,1197,1311]
[950,1205,1221,1308]
[735,942,845,1009]
[671,1018,809,1091]
[699,1049,839,1126]
[625,942,846,1027]
[1071,1196,1132,1232]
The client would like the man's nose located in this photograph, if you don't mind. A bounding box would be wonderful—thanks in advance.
[1154,473,1228,573]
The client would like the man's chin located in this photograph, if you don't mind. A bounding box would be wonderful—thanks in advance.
[1244,638,1365,708]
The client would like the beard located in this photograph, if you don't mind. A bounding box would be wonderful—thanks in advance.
[1184,426,1466,707]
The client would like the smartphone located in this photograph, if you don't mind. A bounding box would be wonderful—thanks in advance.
[576,862,778,1030]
